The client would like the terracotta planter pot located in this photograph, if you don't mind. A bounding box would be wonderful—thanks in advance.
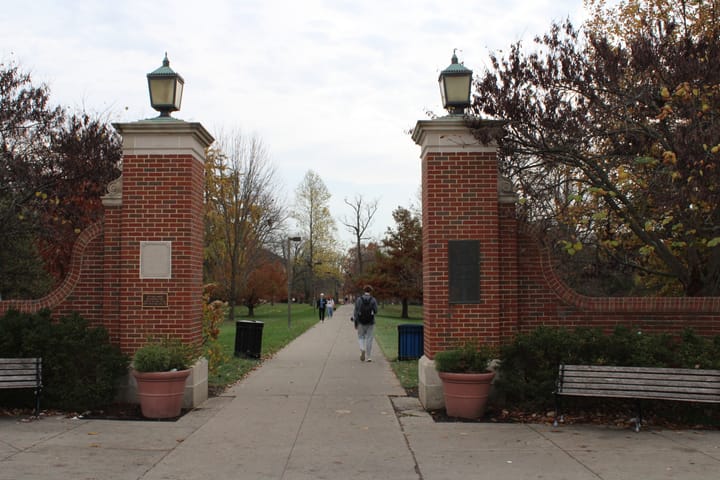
[133,369,191,419]
[438,371,495,419]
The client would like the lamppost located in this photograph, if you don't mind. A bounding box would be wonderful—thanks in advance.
[311,260,322,309]
[287,236,302,328]
[438,50,473,115]
[147,53,185,117]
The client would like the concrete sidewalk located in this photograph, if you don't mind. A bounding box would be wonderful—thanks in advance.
[2,303,720,479]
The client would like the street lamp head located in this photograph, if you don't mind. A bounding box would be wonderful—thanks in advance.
[289,236,302,242]
[147,53,184,118]
[438,50,473,115]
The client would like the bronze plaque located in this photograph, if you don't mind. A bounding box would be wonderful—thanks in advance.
[143,293,168,307]
[449,240,481,303]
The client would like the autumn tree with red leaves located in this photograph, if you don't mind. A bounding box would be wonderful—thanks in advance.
[369,207,422,318]
[0,61,121,299]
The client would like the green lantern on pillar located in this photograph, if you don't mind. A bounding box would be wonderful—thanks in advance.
[438,50,473,115]
[147,53,184,117]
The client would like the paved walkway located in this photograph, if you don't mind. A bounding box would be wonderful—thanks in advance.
[2,303,720,479]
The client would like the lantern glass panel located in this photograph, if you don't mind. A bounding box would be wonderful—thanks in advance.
[443,75,470,106]
[149,78,176,107]
[173,81,183,110]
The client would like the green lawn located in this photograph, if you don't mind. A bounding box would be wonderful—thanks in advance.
[209,303,318,389]
[209,302,423,395]
[373,303,423,392]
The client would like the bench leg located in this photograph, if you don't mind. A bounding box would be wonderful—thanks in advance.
[631,400,643,432]
[33,387,41,417]
[553,394,562,427]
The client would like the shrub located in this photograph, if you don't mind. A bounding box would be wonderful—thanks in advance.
[202,286,227,375]
[604,325,675,367]
[0,310,129,411]
[132,343,172,372]
[495,326,576,406]
[132,338,197,372]
[435,342,494,373]
[495,325,720,409]
[676,329,720,369]
[0,309,53,355]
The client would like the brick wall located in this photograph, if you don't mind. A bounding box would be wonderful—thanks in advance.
[0,120,213,355]
[508,222,720,337]
[0,221,105,323]
[415,117,720,359]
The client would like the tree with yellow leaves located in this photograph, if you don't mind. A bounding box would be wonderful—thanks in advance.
[474,0,720,295]
[203,131,286,319]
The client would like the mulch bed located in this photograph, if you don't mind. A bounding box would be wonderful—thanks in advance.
[4,386,719,428]
[404,387,720,430]
[1,404,188,422]
[1,384,231,421]
[428,402,720,430]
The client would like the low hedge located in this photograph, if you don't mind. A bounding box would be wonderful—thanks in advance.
[496,326,720,408]
[0,309,129,411]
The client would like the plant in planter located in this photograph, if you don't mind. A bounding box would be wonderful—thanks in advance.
[132,338,198,419]
[435,342,496,419]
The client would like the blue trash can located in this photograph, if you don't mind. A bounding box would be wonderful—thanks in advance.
[397,324,423,360]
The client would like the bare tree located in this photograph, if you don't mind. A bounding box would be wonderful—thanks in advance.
[205,130,285,320]
[341,194,378,275]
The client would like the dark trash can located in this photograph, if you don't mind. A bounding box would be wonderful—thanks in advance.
[397,324,423,360]
[234,320,264,358]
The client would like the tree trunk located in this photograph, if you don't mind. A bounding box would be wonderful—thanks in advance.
[228,299,236,321]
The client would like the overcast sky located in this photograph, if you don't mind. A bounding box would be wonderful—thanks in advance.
[1,0,587,248]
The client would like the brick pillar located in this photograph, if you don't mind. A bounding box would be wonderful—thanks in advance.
[412,116,508,410]
[111,118,214,408]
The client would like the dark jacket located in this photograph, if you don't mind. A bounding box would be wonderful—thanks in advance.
[353,293,378,326]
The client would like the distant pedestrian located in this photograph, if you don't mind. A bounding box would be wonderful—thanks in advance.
[353,285,378,362]
[326,297,335,318]
[317,293,327,322]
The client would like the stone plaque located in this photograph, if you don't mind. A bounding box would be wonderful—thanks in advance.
[449,240,481,303]
[143,293,168,307]
[139,241,172,279]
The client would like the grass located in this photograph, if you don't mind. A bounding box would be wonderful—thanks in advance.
[209,303,318,389]
[373,303,423,392]
[208,301,423,395]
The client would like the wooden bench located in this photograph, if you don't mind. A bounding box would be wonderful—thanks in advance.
[554,364,720,431]
[0,358,42,416]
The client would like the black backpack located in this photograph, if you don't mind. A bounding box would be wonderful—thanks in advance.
[357,296,374,325]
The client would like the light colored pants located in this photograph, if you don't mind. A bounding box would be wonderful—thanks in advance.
[356,323,374,358]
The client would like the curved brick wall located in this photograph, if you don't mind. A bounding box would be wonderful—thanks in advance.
[0,221,106,327]
[507,223,720,338]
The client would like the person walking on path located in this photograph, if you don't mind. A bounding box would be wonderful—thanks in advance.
[317,293,327,322]
[326,297,334,318]
[353,285,378,362]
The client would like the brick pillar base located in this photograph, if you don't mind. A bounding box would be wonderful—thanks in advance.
[418,355,444,410]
